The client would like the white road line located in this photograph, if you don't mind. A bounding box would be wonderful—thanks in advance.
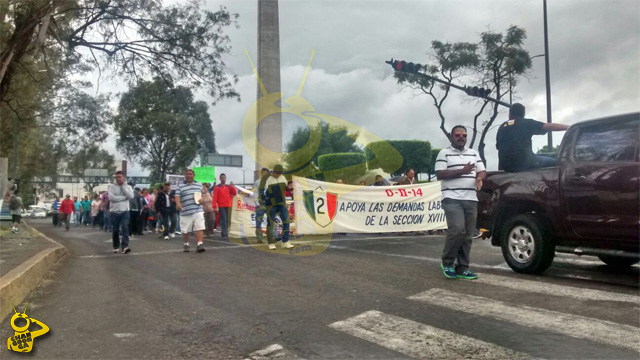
[78,246,243,259]
[328,245,506,270]
[409,289,640,352]
[245,343,303,360]
[329,310,527,359]
[113,333,137,338]
[477,273,639,304]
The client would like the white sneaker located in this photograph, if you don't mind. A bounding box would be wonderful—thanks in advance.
[164,236,169,240]
[176,231,182,235]
[268,244,276,250]
[170,233,175,238]
[281,242,294,249]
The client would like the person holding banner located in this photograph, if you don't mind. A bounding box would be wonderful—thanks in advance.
[259,164,293,250]
[435,125,486,280]
[212,173,237,241]
[253,168,270,243]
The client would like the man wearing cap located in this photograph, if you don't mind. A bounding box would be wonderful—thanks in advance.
[259,164,293,250]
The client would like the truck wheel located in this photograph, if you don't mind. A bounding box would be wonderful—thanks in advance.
[597,255,639,268]
[501,214,555,274]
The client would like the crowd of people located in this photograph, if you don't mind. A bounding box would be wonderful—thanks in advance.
[12,102,568,279]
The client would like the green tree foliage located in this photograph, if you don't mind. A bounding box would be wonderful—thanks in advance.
[394,26,532,165]
[65,145,116,193]
[1,0,239,104]
[426,148,441,181]
[318,153,367,184]
[536,145,559,156]
[112,78,216,182]
[366,140,432,177]
[284,122,363,178]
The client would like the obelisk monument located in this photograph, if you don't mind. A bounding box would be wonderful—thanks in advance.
[256,0,282,178]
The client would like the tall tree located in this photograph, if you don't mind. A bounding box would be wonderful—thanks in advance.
[1,0,239,104]
[65,145,117,193]
[284,122,363,178]
[112,78,216,182]
[365,140,432,177]
[394,26,532,165]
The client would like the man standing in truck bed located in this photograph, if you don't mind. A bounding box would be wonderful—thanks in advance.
[496,103,569,172]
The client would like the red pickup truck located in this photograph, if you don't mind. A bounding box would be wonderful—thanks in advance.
[477,113,639,274]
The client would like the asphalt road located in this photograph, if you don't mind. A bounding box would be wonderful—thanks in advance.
[3,219,639,359]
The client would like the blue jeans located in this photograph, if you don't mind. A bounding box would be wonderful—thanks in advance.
[110,211,130,250]
[536,155,556,168]
[255,207,266,238]
[219,207,230,239]
[103,210,111,231]
[266,204,289,244]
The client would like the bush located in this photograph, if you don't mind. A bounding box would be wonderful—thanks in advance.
[366,140,431,176]
[318,153,368,184]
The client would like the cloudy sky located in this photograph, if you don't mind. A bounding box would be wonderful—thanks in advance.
[105,0,639,182]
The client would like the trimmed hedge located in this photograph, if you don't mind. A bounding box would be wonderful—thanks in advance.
[366,140,432,176]
[318,153,367,184]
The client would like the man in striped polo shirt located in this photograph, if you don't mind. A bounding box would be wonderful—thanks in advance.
[175,168,206,253]
[435,125,486,280]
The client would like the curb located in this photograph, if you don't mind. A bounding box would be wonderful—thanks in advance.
[0,225,68,323]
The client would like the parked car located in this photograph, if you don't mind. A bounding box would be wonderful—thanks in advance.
[477,113,639,274]
[30,207,47,219]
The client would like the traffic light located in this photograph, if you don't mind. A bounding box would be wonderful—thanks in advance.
[386,59,422,73]
[464,86,491,98]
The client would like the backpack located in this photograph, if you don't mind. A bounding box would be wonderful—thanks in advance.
[9,195,20,210]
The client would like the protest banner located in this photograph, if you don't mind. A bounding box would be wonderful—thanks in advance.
[194,166,216,183]
[293,176,447,235]
[229,186,296,239]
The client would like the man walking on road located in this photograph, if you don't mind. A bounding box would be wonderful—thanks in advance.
[73,196,82,227]
[81,196,91,226]
[155,182,175,240]
[9,190,23,233]
[108,171,135,254]
[212,173,237,241]
[259,164,293,250]
[175,169,206,253]
[51,197,60,227]
[60,194,76,231]
[253,168,270,243]
[435,125,486,280]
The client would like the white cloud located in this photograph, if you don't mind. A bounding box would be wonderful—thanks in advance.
[96,0,638,178]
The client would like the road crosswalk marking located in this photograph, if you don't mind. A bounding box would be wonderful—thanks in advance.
[329,310,528,359]
[408,288,640,352]
[477,273,639,303]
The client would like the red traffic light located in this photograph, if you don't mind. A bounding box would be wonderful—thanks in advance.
[386,59,421,73]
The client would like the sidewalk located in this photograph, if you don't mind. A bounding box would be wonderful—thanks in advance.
[0,220,67,322]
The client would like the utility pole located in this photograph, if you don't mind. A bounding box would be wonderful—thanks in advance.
[543,0,553,150]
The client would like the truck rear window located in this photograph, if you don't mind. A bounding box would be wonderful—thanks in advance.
[574,120,638,162]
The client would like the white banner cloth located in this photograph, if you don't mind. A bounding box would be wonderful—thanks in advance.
[293,176,447,235]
